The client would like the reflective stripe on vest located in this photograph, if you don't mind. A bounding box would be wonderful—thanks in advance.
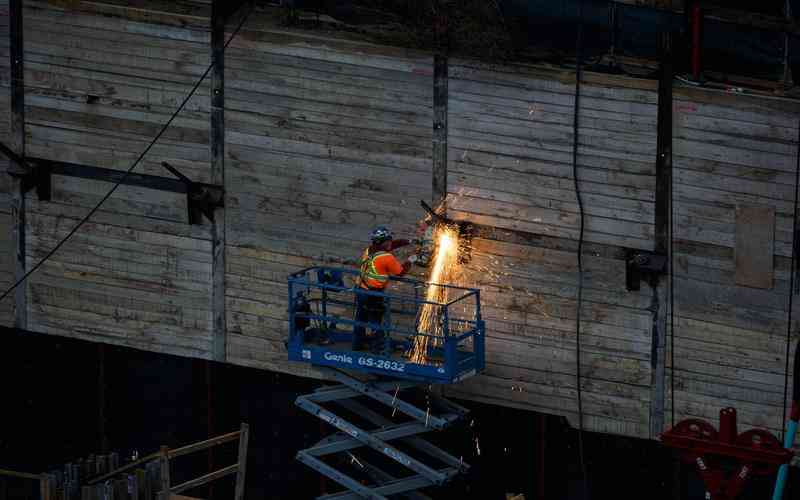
[359,250,390,289]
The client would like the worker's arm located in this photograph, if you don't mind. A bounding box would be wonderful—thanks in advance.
[378,254,410,277]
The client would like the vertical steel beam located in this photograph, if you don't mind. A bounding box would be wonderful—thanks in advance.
[654,33,673,256]
[9,0,26,329]
[210,0,227,362]
[650,32,673,439]
[432,54,448,208]
[783,0,793,87]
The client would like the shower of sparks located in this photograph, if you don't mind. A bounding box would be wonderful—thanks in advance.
[404,191,553,366]
[408,224,460,364]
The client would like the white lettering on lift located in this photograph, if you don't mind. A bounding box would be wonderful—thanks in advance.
[324,352,353,364]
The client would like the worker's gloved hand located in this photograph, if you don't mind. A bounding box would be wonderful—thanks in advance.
[407,255,419,264]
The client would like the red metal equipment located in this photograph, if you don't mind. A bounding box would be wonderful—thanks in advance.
[691,3,702,81]
[661,407,794,500]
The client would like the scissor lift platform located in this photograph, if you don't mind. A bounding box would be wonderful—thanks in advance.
[295,368,471,499]
[288,267,483,498]
[286,267,485,384]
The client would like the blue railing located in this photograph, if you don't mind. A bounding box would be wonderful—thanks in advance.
[286,267,485,383]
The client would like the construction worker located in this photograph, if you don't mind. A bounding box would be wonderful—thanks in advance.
[352,226,415,353]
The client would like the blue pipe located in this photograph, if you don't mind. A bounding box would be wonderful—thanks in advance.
[772,419,798,500]
[773,340,800,500]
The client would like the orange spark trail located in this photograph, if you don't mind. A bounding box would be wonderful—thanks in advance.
[409,224,460,364]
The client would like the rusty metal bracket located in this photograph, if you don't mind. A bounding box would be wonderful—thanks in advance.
[0,141,51,201]
[161,162,224,225]
[626,250,667,291]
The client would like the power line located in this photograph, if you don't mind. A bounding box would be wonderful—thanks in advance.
[572,0,591,499]
[669,97,676,429]
[781,118,800,438]
[0,4,254,303]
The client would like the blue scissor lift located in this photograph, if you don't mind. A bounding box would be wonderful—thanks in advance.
[286,267,485,499]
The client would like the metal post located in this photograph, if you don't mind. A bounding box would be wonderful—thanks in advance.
[383,296,391,354]
[474,290,484,371]
[158,446,170,500]
[9,0,26,330]
[210,0,227,363]
[650,31,673,439]
[288,281,297,345]
[432,54,448,207]
[39,474,48,500]
[321,287,328,334]
[608,2,617,68]
[443,305,455,377]
[234,423,249,500]
[783,0,793,88]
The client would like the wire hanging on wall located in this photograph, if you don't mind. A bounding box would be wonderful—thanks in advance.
[781,119,800,438]
[0,3,256,303]
[571,0,591,498]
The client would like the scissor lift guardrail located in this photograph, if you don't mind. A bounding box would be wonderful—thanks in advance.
[286,267,485,384]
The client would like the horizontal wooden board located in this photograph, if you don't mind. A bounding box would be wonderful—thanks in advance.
[447,68,656,254]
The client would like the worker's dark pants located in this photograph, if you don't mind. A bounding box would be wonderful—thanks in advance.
[352,290,386,350]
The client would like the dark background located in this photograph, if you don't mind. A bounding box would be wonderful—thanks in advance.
[1,328,796,499]
[282,0,800,82]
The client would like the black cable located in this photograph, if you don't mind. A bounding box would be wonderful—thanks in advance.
[572,1,590,499]
[793,338,800,405]
[782,118,800,437]
[669,119,676,428]
[0,4,254,304]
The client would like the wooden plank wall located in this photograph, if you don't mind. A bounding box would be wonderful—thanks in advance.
[669,90,800,436]
[443,60,658,437]
[0,0,14,327]
[447,63,657,250]
[20,0,215,358]
[222,10,433,376]
[10,2,800,443]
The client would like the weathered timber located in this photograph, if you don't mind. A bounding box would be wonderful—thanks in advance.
[671,90,795,432]
[211,0,226,362]
[448,61,657,253]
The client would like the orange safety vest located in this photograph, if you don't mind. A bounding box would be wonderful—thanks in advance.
[357,249,391,290]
